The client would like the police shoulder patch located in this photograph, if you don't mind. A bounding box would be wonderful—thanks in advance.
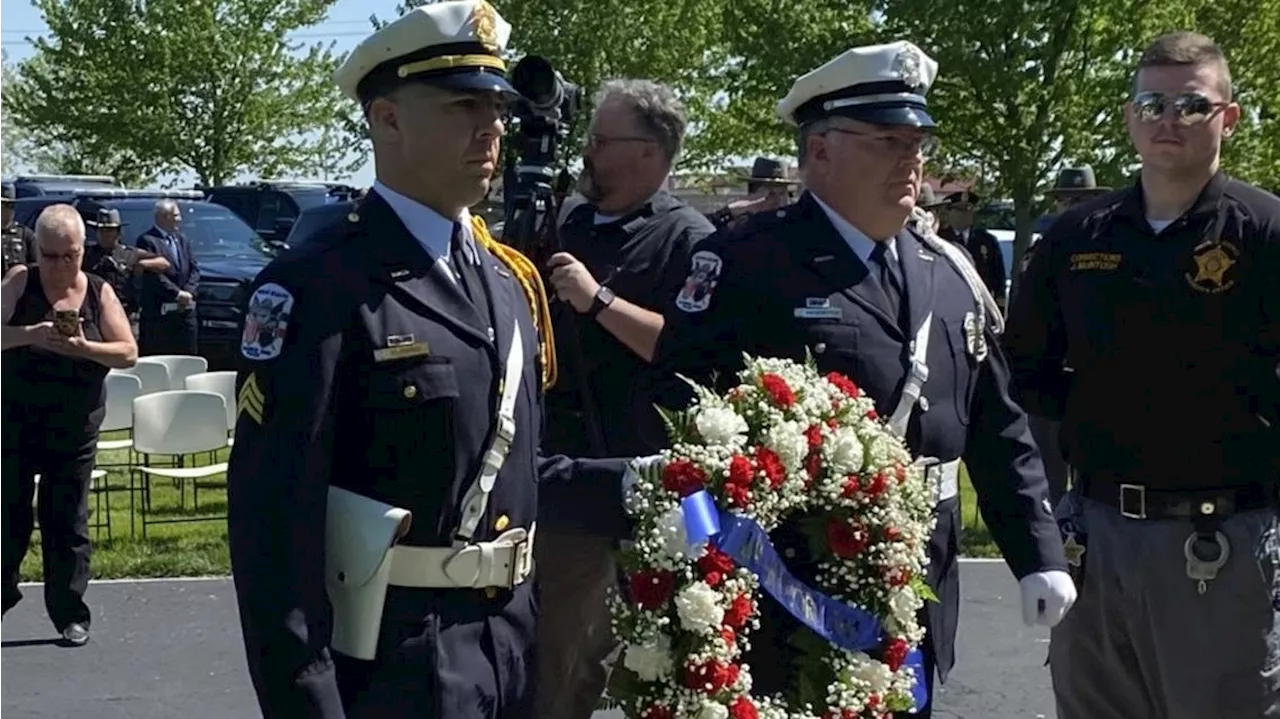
[241,282,294,361]
[675,250,723,314]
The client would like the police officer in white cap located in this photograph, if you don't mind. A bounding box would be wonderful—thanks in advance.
[652,41,1076,715]
[225,2,641,717]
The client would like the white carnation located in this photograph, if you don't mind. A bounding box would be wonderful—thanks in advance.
[655,505,704,560]
[694,406,749,447]
[698,702,729,719]
[848,653,894,693]
[622,633,674,681]
[889,586,922,627]
[826,426,866,475]
[675,581,724,634]
[763,420,808,472]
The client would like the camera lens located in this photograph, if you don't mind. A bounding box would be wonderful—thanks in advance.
[511,55,562,113]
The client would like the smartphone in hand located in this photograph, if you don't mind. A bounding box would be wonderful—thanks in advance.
[53,310,80,337]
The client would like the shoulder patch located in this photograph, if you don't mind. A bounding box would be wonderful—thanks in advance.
[675,250,723,313]
[241,282,294,361]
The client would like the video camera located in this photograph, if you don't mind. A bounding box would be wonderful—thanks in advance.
[501,55,581,254]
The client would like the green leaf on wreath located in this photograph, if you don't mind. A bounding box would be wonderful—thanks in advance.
[654,403,691,444]
[605,665,645,704]
[885,691,915,713]
[788,627,838,706]
[911,574,940,604]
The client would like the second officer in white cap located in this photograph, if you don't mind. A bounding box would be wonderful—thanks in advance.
[225,2,642,717]
[652,42,1075,716]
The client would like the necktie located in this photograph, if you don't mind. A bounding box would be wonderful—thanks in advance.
[870,241,904,327]
[448,222,485,309]
[167,234,181,264]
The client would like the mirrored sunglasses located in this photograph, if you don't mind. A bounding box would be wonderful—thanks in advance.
[1132,91,1228,126]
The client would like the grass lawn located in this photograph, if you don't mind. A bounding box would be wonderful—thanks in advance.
[19,437,999,581]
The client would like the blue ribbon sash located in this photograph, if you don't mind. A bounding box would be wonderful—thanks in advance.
[680,490,929,712]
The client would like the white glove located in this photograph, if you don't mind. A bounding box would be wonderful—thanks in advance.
[1018,570,1077,627]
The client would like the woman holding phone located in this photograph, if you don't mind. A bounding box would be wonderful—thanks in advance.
[1,204,136,647]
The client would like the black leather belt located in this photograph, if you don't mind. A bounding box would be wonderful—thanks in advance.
[1079,473,1275,520]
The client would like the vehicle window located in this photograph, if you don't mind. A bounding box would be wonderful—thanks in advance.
[121,202,271,261]
[999,240,1013,278]
[207,191,259,228]
[285,203,352,246]
[256,191,294,229]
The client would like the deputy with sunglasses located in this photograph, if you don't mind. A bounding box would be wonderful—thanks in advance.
[1,185,38,276]
[653,42,1073,717]
[1006,32,1280,719]
[82,208,170,322]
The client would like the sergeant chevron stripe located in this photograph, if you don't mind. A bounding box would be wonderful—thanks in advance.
[238,373,265,425]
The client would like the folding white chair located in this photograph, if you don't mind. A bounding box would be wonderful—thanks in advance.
[99,372,143,453]
[115,360,171,395]
[184,371,238,443]
[140,355,208,391]
[131,390,230,536]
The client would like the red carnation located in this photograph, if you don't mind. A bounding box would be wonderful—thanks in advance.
[886,567,912,588]
[727,455,755,487]
[729,696,759,719]
[841,475,861,498]
[827,518,870,558]
[804,424,823,450]
[639,706,674,719]
[865,408,878,420]
[681,660,738,694]
[867,694,882,710]
[760,372,796,409]
[699,545,735,577]
[883,638,910,672]
[894,464,907,483]
[720,626,737,648]
[867,472,889,498]
[754,447,785,488]
[884,526,902,542]
[805,453,822,483]
[725,483,751,508]
[724,594,754,629]
[825,371,861,398]
[662,459,707,498]
[627,568,676,609]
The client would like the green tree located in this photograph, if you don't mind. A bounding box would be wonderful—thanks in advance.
[1,50,36,173]
[5,0,364,186]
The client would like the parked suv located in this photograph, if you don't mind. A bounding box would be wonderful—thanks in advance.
[59,189,276,369]
[202,180,361,248]
[2,174,120,198]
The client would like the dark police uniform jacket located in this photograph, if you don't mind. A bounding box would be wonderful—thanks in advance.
[652,192,1065,688]
[83,243,143,314]
[226,191,631,719]
[1005,172,1280,493]
[2,223,37,274]
[939,225,1005,305]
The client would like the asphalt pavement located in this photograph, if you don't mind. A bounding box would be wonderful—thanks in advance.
[1,560,1056,719]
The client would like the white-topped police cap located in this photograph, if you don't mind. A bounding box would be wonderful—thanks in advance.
[334,0,515,104]
[776,41,939,128]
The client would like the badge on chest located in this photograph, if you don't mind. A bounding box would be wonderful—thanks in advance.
[373,334,431,363]
[793,297,842,320]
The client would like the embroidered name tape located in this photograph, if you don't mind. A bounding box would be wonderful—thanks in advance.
[1069,252,1122,272]
[374,342,431,363]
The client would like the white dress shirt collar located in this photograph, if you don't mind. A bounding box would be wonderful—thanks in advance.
[372,180,472,262]
[809,191,898,264]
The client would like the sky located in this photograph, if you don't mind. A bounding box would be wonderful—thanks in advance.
[0,0,399,187]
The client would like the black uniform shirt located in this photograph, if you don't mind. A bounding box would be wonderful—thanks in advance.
[2,222,37,273]
[1005,172,1280,490]
[545,191,714,456]
[83,243,142,312]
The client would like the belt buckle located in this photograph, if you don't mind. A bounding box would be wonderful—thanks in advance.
[1119,483,1147,520]
[508,536,533,587]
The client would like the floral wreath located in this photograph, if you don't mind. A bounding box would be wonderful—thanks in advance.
[607,356,938,719]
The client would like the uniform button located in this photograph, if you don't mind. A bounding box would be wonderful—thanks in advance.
[783,548,796,559]
[495,514,510,531]
[919,397,930,412]
[1200,500,1215,515]
[487,327,496,341]
[484,587,498,599]
[347,212,360,223]
[403,384,418,399]
[813,342,827,354]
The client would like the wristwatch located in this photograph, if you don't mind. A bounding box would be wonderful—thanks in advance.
[586,285,616,319]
